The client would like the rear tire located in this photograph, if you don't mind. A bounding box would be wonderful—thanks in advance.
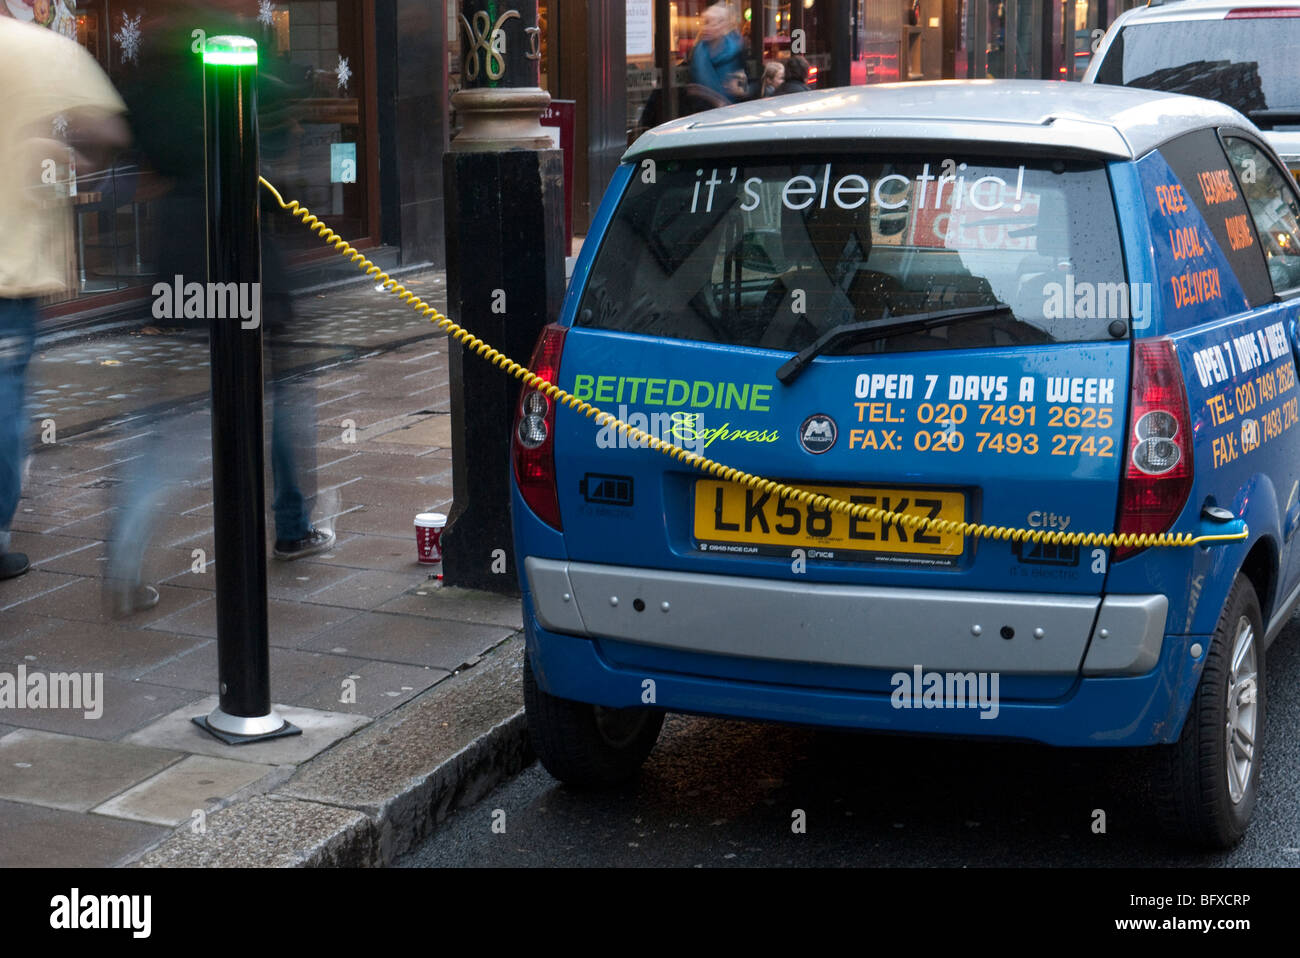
[524,655,664,787]
[1152,573,1265,849]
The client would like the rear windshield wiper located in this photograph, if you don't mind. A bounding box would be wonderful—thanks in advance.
[776,304,1013,385]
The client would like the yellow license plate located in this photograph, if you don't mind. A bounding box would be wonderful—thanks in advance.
[693,480,966,563]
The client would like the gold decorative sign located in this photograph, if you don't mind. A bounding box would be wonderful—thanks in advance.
[459,9,520,81]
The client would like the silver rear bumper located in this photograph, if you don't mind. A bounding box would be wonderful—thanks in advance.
[524,558,1167,676]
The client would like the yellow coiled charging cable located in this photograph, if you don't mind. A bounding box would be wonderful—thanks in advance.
[260,176,1247,552]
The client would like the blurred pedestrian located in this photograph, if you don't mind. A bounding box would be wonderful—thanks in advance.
[105,0,331,615]
[775,56,812,95]
[0,20,128,582]
[684,3,747,112]
[760,61,785,97]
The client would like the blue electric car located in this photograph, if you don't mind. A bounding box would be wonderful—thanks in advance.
[510,81,1300,848]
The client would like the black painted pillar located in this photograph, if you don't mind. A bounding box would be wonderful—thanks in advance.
[441,0,565,593]
[194,35,297,744]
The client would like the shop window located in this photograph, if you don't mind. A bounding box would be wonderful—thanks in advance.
[8,0,374,309]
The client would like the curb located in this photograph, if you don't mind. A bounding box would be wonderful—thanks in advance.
[130,635,533,867]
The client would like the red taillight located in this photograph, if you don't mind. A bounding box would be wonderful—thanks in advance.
[512,324,566,530]
[1115,338,1194,560]
[1225,6,1300,16]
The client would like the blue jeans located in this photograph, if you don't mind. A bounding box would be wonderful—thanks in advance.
[270,372,315,543]
[264,288,315,544]
[0,297,37,554]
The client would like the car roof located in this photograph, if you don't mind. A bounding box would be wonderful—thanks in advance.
[623,80,1253,164]
[1115,0,1300,25]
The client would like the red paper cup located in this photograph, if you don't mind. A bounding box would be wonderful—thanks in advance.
[415,512,447,564]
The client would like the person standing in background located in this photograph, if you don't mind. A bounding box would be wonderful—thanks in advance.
[775,55,812,96]
[0,19,128,582]
[760,61,785,97]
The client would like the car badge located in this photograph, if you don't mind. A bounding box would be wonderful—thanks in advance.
[799,413,837,454]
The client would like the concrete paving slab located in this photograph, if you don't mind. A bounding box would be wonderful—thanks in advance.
[10,531,103,556]
[303,568,430,610]
[327,475,453,502]
[124,695,371,765]
[376,583,523,628]
[0,729,182,812]
[264,560,363,602]
[149,546,221,593]
[335,504,452,538]
[13,488,108,517]
[373,415,451,448]
[297,610,516,670]
[93,754,277,826]
[30,543,109,578]
[158,560,217,589]
[8,512,73,535]
[316,451,449,483]
[0,617,205,680]
[0,610,66,646]
[292,659,447,716]
[129,640,215,693]
[16,531,103,571]
[339,491,455,520]
[3,576,211,632]
[301,532,427,572]
[140,595,217,637]
[147,514,217,550]
[0,799,170,867]
[136,642,437,709]
[0,569,81,613]
[267,599,363,646]
[142,595,359,645]
[136,544,216,585]
[0,676,203,741]
[32,509,118,542]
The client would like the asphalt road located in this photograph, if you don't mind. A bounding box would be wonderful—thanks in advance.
[401,619,1300,868]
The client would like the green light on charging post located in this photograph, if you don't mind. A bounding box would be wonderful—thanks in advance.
[204,35,258,66]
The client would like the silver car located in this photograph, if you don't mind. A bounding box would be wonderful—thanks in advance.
[1083,0,1300,176]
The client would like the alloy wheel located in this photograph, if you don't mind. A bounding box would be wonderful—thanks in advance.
[1224,614,1259,805]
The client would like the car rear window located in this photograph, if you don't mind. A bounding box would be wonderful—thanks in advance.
[1094,19,1300,124]
[575,156,1127,353]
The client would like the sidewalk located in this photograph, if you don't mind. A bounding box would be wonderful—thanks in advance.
[0,270,532,867]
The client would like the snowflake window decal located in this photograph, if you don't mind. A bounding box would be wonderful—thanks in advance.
[114,12,142,65]
[257,0,276,28]
[336,55,352,92]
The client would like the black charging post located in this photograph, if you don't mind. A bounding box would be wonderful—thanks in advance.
[193,35,300,745]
